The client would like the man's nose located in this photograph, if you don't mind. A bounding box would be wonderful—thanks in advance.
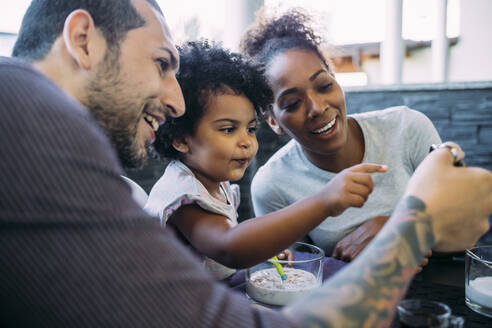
[161,75,185,118]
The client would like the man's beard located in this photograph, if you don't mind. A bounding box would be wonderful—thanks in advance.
[84,54,148,169]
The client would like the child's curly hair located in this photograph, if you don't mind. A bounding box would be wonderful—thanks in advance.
[154,40,273,160]
[240,8,332,74]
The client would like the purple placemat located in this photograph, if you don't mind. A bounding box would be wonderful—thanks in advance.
[322,256,348,281]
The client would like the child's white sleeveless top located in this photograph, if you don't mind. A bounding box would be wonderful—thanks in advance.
[145,160,240,279]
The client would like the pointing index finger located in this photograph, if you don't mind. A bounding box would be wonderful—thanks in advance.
[349,163,388,173]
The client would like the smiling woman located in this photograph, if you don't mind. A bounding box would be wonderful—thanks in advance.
[241,8,442,259]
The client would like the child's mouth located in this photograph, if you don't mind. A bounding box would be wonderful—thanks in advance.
[233,159,249,166]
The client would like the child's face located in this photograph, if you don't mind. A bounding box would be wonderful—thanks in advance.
[180,93,258,187]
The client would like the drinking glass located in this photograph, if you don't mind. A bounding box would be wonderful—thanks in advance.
[465,245,492,317]
[397,299,464,328]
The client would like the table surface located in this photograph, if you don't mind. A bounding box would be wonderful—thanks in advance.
[391,255,491,327]
[226,252,492,327]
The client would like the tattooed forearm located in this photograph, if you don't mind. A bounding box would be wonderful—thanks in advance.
[283,195,435,328]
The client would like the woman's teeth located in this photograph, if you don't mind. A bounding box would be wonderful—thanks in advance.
[312,117,336,134]
[143,113,159,132]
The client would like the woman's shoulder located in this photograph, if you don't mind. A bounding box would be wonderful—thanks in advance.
[352,106,432,131]
[254,139,306,177]
[351,105,422,120]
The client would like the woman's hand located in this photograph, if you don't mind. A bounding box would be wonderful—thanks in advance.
[332,217,432,273]
[415,250,432,274]
[332,216,388,261]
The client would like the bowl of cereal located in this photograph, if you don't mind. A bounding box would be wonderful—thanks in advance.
[246,242,324,306]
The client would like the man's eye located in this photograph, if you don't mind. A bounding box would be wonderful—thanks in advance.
[157,58,170,73]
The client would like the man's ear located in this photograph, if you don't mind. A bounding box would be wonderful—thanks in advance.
[264,113,284,135]
[172,138,190,153]
[62,9,98,70]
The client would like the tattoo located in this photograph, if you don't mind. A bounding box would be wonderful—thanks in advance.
[404,195,426,212]
[284,196,435,328]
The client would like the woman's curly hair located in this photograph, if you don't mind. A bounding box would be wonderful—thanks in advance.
[240,8,331,73]
[154,39,273,160]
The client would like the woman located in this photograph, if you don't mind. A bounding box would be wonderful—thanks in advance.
[241,9,441,261]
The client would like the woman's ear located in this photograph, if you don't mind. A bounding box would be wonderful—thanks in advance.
[264,113,284,135]
[172,138,189,153]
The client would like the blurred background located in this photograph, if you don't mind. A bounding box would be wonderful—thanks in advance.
[1,0,491,86]
[1,0,490,238]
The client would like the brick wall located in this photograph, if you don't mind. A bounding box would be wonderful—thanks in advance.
[126,81,492,242]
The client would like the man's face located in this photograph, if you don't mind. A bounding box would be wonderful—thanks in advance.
[85,0,185,168]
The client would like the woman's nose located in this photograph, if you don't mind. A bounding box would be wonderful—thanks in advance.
[306,92,325,118]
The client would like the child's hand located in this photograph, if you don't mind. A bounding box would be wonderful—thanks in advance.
[322,163,387,217]
[276,249,294,262]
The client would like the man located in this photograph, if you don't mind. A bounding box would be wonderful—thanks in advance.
[12,0,185,205]
[12,0,185,206]
[12,0,185,170]
[1,0,491,327]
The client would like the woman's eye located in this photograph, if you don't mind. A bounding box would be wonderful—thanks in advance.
[282,100,301,111]
[319,83,333,92]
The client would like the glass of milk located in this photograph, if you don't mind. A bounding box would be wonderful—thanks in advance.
[397,299,464,327]
[245,242,324,306]
[465,245,492,318]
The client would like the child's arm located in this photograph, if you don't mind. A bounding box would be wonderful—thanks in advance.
[169,163,387,268]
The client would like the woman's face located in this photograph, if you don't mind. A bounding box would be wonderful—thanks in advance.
[265,48,348,157]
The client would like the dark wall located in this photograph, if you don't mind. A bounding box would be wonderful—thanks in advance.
[126,81,492,240]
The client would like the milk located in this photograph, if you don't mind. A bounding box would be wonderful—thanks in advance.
[466,276,492,308]
[246,267,319,306]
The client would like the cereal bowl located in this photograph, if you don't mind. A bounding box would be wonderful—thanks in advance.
[246,242,324,306]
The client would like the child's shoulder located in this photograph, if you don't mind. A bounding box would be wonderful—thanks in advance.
[147,161,201,204]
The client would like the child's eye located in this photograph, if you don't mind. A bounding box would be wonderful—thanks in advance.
[220,127,235,134]
[247,126,257,134]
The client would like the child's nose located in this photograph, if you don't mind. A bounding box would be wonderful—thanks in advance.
[239,135,253,149]
[239,139,250,149]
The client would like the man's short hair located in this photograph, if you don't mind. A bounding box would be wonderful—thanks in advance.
[12,0,162,61]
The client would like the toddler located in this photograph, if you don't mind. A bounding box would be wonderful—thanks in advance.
[145,40,386,279]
